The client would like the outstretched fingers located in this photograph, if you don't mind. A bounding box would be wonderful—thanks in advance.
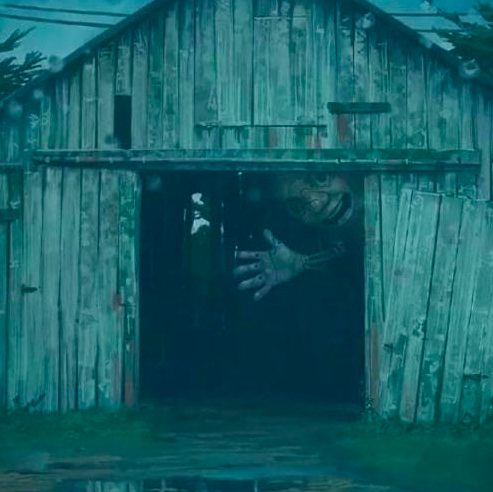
[233,262,262,278]
[238,274,267,292]
[253,285,272,302]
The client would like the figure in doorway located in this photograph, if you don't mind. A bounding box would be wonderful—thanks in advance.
[232,172,365,402]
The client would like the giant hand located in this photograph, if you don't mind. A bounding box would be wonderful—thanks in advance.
[233,229,345,301]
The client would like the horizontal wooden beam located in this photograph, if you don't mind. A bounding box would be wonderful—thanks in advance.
[0,163,24,173]
[29,149,481,173]
[328,102,392,114]
[0,208,21,222]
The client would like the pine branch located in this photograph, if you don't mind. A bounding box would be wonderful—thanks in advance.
[0,28,34,54]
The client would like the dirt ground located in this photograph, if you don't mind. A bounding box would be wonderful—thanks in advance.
[1,399,493,492]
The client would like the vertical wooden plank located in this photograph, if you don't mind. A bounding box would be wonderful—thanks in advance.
[132,24,149,149]
[53,77,70,150]
[97,171,121,409]
[78,169,100,409]
[6,173,22,409]
[215,0,234,125]
[163,4,180,147]
[476,92,491,200]
[40,167,62,412]
[398,193,441,424]
[232,0,253,125]
[59,168,81,412]
[40,86,53,150]
[21,169,44,407]
[416,196,463,423]
[178,0,195,148]
[480,204,493,423]
[147,15,165,149]
[459,202,492,425]
[427,62,459,195]
[81,57,97,150]
[253,16,271,125]
[408,50,431,193]
[335,1,354,147]
[0,174,8,407]
[378,188,413,417]
[364,173,384,408]
[457,83,477,198]
[195,0,217,126]
[440,199,483,423]
[353,9,370,149]
[314,0,336,147]
[387,35,406,149]
[68,70,81,150]
[97,43,117,149]
[119,172,141,408]
[116,31,132,97]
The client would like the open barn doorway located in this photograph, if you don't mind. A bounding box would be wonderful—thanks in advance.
[139,170,365,409]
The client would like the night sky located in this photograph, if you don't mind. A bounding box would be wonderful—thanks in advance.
[0,0,483,62]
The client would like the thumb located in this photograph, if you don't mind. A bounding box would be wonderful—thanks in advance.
[263,229,280,248]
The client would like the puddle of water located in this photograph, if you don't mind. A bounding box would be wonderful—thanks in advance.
[54,476,393,492]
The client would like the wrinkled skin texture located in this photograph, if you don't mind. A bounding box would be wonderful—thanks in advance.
[234,173,360,301]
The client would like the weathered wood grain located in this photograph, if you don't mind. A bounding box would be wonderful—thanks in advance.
[119,171,141,407]
[475,91,491,200]
[21,169,44,407]
[427,62,459,195]
[68,69,81,150]
[59,168,81,412]
[457,83,476,198]
[40,167,62,411]
[314,0,336,147]
[480,203,493,423]
[379,174,398,313]
[354,9,371,149]
[440,199,483,423]
[81,57,97,150]
[398,193,441,423]
[368,21,390,149]
[378,188,412,417]
[78,169,100,409]
[416,196,463,423]
[335,1,354,147]
[131,24,149,149]
[178,0,195,148]
[40,86,53,150]
[54,77,70,150]
[115,31,132,97]
[231,0,253,125]
[364,173,384,408]
[6,173,22,409]
[195,0,217,126]
[147,15,165,149]
[97,43,117,149]
[163,3,179,147]
[0,174,8,407]
[459,202,491,425]
[387,36,407,149]
[97,170,121,409]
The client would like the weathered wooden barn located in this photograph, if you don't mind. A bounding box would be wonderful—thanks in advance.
[0,0,492,425]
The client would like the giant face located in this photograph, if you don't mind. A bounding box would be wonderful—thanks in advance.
[271,173,358,228]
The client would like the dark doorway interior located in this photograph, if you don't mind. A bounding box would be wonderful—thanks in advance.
[139,171,365,406]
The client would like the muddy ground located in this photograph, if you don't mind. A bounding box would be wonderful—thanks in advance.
[1,399,493,492]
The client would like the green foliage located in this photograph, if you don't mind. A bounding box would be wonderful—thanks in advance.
[436,2,493,79]
[0,28,45,99]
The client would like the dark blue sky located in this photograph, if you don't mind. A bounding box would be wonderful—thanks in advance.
[0,0,483,61]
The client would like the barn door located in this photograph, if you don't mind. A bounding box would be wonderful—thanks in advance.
[9,167,141,412]
[375,189,493,426]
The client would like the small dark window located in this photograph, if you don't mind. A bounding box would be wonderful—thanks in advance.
[114,95,132,150]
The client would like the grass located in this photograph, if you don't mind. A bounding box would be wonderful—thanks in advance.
[1,402,493,491]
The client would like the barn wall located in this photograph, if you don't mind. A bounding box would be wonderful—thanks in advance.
[0,0,492,415]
